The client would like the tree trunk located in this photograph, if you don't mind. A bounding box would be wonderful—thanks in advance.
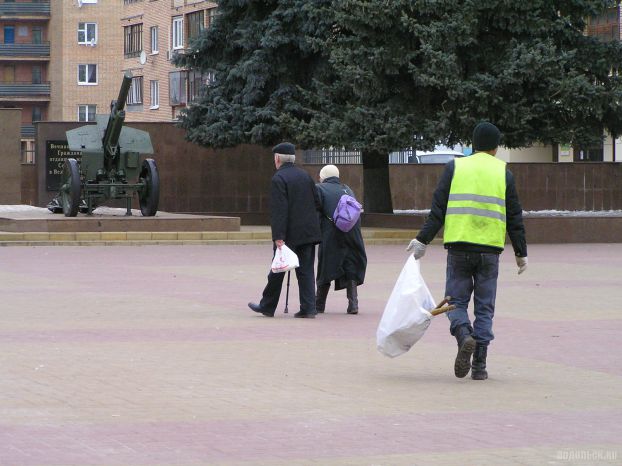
[361,149,393,213]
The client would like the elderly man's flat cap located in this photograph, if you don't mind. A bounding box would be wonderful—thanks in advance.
[272,142,296,155]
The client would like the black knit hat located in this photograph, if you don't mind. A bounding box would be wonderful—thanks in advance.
[272,142,296,155]
[472,122,501,151]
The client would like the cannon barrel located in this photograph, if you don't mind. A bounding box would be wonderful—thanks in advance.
[114,72,132,113]
[102,72,132,158]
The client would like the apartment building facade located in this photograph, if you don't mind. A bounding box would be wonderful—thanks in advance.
[120,0,217,122]
[48,0,122,124]
[0,0,51,163]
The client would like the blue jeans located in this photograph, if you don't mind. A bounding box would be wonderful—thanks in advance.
[445,250,499,346]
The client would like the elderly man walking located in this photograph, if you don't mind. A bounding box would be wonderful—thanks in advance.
[248,142,322,318]
[407,122,527,380]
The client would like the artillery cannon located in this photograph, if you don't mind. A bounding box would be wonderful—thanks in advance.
[60,72,159,217]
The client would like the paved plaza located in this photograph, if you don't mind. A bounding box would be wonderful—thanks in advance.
[0,242,620,465]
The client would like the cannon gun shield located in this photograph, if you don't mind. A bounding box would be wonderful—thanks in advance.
[118,127,154,155]
[66,125,102,153]
[66,119,153,155]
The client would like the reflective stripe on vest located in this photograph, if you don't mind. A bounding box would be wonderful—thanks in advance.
[444,152,507,248]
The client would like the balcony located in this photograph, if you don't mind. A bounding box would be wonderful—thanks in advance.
[21,124,35,138]
[0,1,50,17]
[0,42,50,59]
[169,69,212,106]
[0,81,50,99]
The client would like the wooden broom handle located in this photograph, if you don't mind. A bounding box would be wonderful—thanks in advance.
[434,296,451,309]
[430,305,456,316]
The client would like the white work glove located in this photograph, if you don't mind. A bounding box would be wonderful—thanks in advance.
[516,256,528,275]
[406,238,427,260]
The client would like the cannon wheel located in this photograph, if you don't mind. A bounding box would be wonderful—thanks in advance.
[139,158,160,216]
[60,158,80,217]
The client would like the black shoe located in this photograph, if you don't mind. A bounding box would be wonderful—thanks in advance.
[454,326,476,378]
[471,344,488,380]
[294,311,316,319]
[248,302,274,317]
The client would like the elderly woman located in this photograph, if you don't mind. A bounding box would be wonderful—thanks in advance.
[315,165,367,314]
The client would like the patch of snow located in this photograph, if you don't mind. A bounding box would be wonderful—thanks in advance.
[0,205,50,213]
[0,205,142,216]
[89,206,143,216]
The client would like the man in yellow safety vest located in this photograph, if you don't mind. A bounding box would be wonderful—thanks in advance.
[407,122,527,380]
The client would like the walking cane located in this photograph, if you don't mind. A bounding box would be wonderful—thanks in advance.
[284,270,291,313]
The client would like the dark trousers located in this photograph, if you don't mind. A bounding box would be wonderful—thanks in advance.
[444,250,499,346]
[260,243,316,314]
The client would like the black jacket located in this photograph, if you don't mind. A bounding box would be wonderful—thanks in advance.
[416,160,527,257]
[270,163,322,247]
[315,177,367,288]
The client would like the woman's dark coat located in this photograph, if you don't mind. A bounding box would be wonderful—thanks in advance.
[316,177,367,289]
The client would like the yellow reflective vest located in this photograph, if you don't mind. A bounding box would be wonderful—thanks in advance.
[444,152,507,249]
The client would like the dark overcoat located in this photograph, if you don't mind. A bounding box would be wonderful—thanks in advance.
[316,177,367,289]
[270,162,322,247]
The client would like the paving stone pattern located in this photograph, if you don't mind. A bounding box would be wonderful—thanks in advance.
[0,243,620,466]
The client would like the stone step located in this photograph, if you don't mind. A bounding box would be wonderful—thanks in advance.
[0,228,422,246]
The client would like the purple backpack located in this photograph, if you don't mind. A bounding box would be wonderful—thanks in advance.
[333,193,362,232]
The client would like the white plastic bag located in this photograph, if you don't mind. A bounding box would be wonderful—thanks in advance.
[376,256,437,358]
[270,244,300,273]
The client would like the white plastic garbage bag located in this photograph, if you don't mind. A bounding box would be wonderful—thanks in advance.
[376,256,437,358]
[270,244,299,273]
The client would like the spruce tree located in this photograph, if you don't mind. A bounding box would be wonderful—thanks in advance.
[177,0,622,213]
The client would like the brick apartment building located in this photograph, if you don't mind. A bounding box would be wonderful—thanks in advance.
[0,0,217,166]
[121,0,217,122]
[48,0,122,124]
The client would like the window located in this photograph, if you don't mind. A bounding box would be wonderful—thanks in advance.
[205,71,216,85]
[150,80,159,108]
[32,106,42,122]
[127,76,143,105]
[78,104,96,122]
[78,64,97,84]
[21,140,35,165]
[4,64,15,82]
[4,26,14,44]
[32,66,41,84]
[186,10,204,42]
[169,71,187,105]
[78,22,97,45]
[187,70,206,102]
[124,23,143,58]
[18,26,28,37]
[172,16,184,49]
[32,27,42,44]
[150,26,158,53]
[207,7,219,28]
